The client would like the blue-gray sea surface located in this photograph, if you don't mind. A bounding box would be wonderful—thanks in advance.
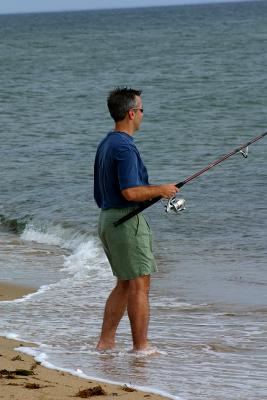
[0,2,266,399]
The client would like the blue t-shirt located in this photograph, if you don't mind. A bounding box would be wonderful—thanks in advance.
[94,131,149,209]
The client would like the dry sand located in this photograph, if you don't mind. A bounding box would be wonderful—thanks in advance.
[0,282,168,400]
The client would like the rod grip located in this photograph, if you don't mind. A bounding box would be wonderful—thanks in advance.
[113,196,161,227]
[176,181,185,189]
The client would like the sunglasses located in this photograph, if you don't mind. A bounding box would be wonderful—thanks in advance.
[131,108,144,113]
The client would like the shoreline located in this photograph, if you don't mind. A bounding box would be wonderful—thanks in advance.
[0,281,37,301]
[0,281,169,400]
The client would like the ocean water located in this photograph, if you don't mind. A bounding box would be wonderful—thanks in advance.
[0,2,267,399]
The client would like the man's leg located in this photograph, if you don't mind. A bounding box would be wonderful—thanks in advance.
[96,279,129,350]
[127,275,151,351]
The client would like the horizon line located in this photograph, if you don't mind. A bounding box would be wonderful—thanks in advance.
[0,0,256,17]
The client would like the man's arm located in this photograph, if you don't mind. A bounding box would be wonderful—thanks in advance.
[122,184,179,202]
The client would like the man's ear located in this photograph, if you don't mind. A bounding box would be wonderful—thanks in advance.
[128,109,135,120]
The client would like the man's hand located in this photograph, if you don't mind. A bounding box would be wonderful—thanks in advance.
[158,183,179,199]
[122,183,179,202]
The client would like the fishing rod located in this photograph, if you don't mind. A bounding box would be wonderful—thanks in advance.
[114,131,267,227]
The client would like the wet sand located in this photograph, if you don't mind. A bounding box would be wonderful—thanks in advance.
[0,281,36,301]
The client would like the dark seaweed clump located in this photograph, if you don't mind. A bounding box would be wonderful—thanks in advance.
[76,385,107,398]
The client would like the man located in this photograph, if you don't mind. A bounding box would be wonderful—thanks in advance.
[94,87,178,352]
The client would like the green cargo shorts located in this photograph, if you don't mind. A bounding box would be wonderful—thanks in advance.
[98,208,157,280]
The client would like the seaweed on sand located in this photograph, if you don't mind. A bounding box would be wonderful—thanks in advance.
[25,383,41,389]
[121,384,136,392]
[0,368,34,378]
[76,385,107,398]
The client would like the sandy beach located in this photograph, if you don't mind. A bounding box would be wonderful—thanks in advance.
[0,282,167,400]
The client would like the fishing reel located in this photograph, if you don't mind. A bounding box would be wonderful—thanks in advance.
[165,196,186,214]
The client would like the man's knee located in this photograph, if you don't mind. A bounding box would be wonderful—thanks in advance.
[116,279,130,291]
[128,275,150,294]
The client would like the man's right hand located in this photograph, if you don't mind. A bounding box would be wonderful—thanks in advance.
[159,183,179,199]
[122,183,179,202]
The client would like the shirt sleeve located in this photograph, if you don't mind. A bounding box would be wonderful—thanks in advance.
[116,148,143,190]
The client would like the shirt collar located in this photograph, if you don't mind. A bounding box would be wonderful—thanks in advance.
[109,131,134,141]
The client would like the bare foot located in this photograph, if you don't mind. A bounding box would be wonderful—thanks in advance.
[96,340,115,351]
[129,346,159,356]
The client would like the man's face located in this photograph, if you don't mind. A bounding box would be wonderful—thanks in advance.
[133,95,144,131]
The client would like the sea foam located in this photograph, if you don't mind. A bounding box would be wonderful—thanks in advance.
[20,221,109,280]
